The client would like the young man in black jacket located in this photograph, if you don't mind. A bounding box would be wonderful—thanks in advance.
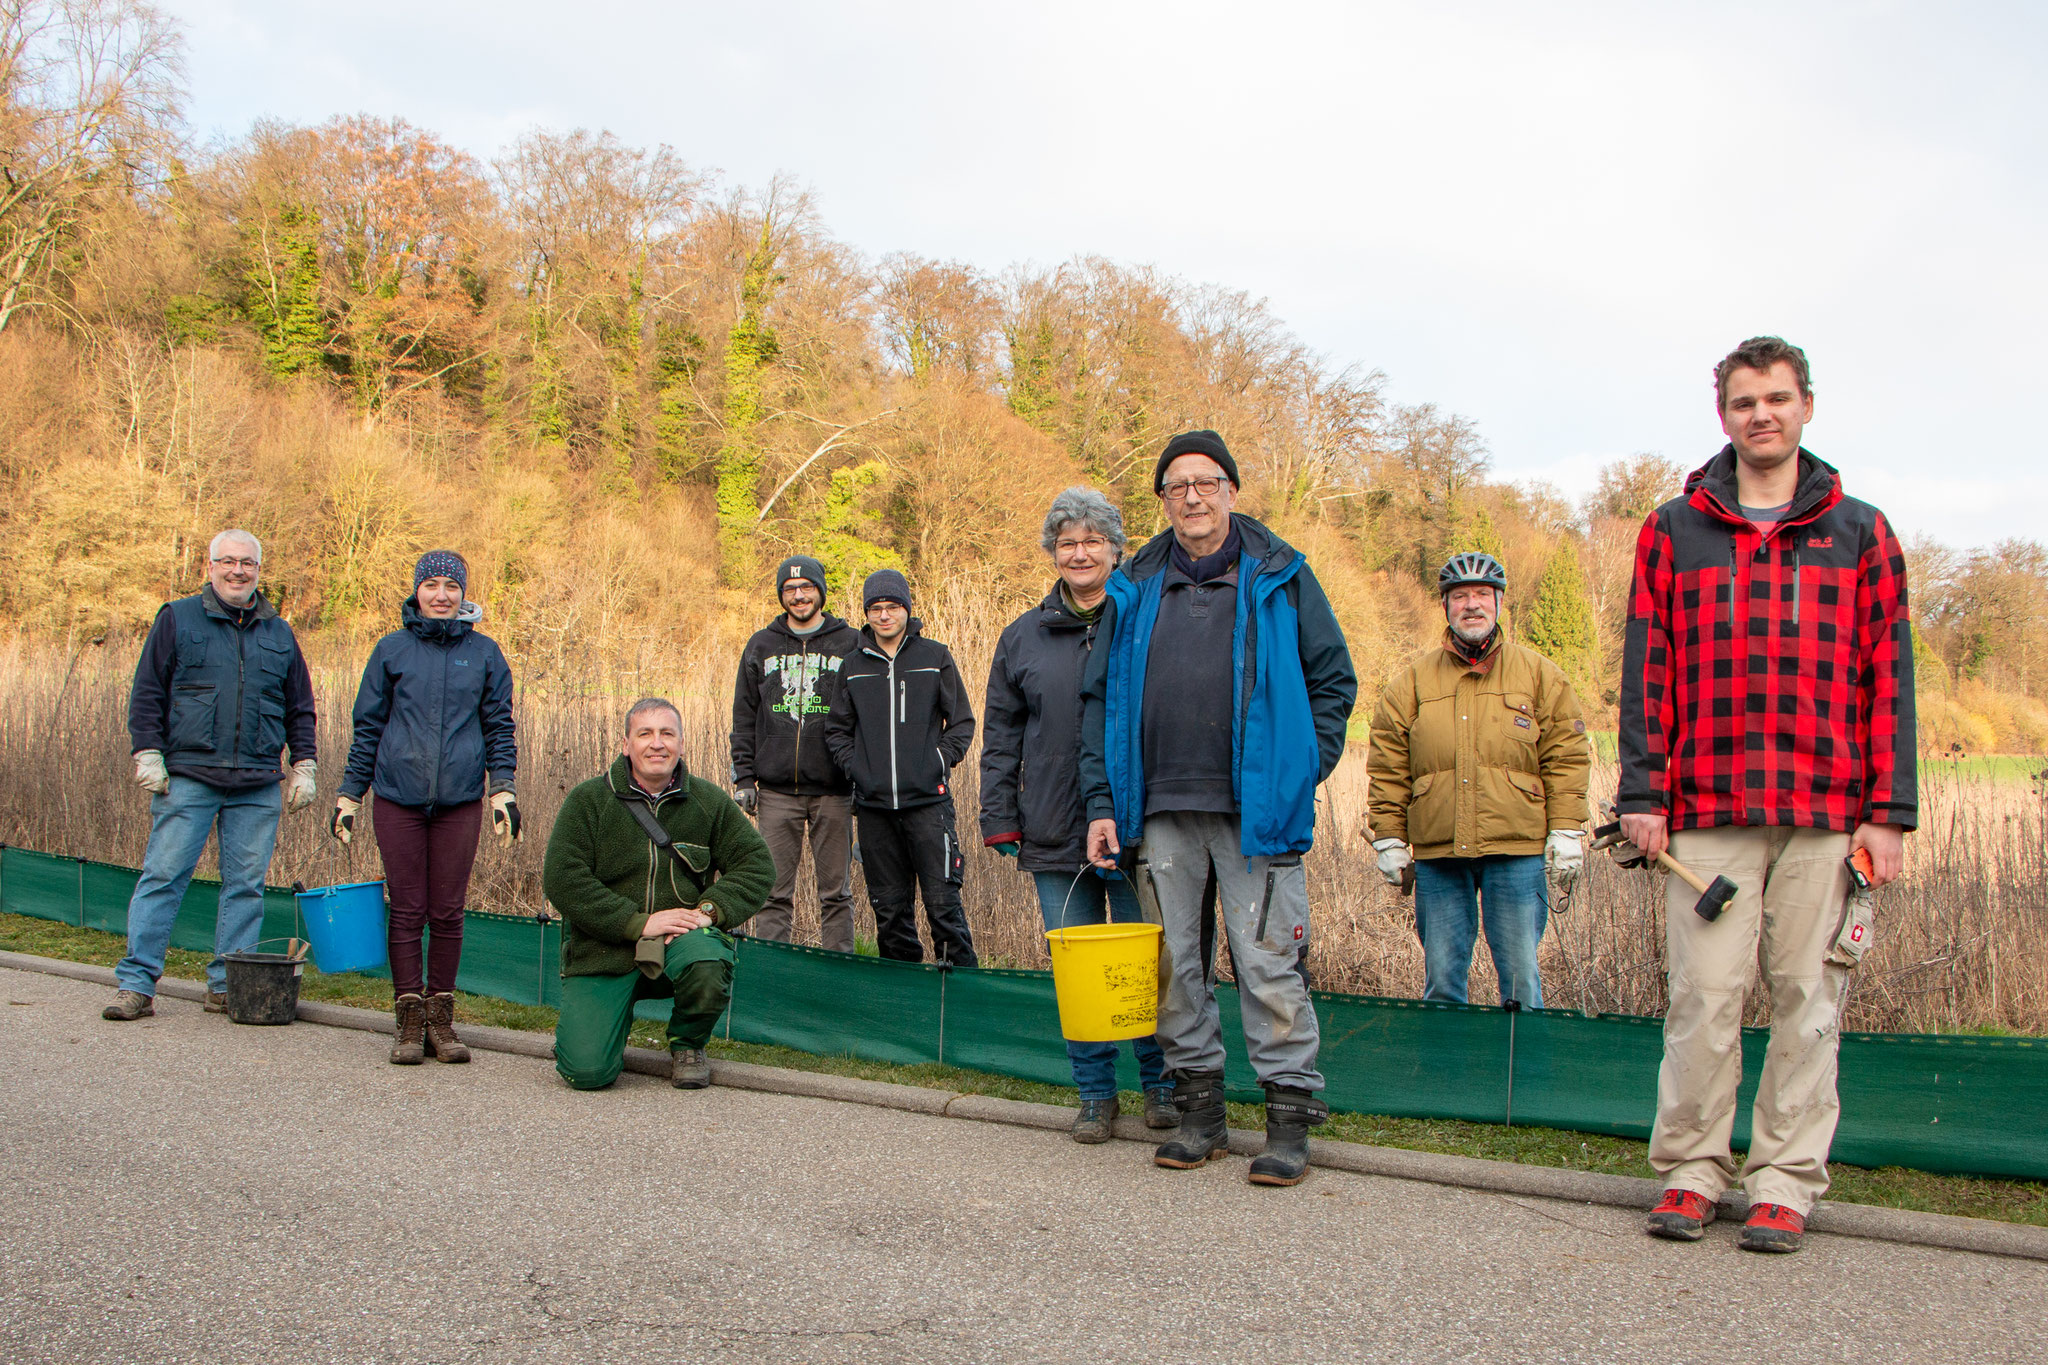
[729,555,862,952]
[823,569,978,966]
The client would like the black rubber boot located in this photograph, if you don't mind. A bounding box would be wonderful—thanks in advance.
[1247,1085,1328,1187]
[1153,1071,1229,1169]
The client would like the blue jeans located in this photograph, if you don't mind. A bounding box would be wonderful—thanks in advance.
[1033,869,1168,1101]
[116,776,284,995]
[1412,853,1548,1008]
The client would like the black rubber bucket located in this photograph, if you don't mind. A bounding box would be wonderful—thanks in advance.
[221,950,304,1025]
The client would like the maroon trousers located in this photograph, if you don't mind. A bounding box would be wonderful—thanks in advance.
[371,799,483,995]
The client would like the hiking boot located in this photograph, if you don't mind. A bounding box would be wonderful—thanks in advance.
[1071,1098,1118,1144]
[1738,1203,1806,1253]
[1247,1085,1328,1187]
[423,992,470,1064]
[1142,1087,1179,1130]
[203,991,228,1014]
[671,1047,712,1089]
[101,990,154,1021]
[1153,1071,1229,1169]
[389,993,426,1065]
[1645,1189,1717,1241]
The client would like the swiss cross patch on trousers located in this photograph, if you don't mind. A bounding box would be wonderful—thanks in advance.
[1851,924,1866,943]
[1293,925,1303,941]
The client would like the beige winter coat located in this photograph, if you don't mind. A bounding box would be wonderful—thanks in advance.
[1367,632,1591,859]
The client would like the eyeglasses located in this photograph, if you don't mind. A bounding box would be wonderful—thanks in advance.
[1160,477,1225,501]
[210,557,259,570]
[1054,537,1112,555]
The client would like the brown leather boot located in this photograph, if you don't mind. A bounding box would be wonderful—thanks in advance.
[423,992,471,1063]
[390,993,426,1065]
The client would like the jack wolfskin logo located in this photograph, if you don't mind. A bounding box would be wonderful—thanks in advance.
[1808,535,1833,549]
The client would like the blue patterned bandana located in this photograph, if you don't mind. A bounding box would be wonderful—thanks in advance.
[414,550,467,593]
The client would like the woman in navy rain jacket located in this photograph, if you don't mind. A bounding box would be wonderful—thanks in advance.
[332,551,517,1066]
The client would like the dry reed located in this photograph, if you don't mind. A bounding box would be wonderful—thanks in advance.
[2,625,2040,1036]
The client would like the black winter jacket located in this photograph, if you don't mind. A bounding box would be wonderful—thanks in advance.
[127,586,317,791]
[979,587,1102,871]
[729,613,860,796]
[339,598,517,808]
[823,622,976,811]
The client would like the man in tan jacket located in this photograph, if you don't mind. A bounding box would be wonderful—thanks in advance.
[1366,552,1591,1006]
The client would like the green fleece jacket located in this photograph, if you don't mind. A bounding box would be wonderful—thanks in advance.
[541,754,775,978]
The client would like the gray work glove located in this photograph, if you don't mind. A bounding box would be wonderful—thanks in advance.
[733,785,758,818]
[1371,837,1412,887]
[287,759,318,813]
[1545,830,1585,890]
[133,749,170,795]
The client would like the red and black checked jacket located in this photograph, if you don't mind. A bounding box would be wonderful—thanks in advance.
[1618,447,1917,833]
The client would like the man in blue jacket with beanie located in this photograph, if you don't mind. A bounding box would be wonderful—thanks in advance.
[1082,430,1356,1186]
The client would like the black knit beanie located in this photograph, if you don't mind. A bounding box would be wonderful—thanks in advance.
[775,555,827,601]
[1153,430,1240,494]
[862,568,912,612]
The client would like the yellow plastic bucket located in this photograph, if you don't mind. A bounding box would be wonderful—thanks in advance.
[1044,922,1163,1042]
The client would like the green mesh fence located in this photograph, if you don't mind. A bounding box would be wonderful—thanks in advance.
[2,844,2042,1180]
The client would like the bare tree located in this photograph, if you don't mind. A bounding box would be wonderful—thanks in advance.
[0,0,183,331]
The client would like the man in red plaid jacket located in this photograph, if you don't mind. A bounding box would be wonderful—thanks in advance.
[1619,336,1917,1254]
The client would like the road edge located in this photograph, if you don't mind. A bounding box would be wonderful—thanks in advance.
[6,948,2042,1264]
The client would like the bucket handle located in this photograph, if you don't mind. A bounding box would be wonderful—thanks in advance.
[245,936,310,963]
[1050,866,1090,946]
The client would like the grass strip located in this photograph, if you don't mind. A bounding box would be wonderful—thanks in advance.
[5,909,2042,1228]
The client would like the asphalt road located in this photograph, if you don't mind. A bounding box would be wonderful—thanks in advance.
[3,964,2042,1365]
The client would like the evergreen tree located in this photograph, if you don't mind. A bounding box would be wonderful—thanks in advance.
[1522,539,1599,695]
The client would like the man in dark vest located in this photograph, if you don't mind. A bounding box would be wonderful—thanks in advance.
[104,529,319,1021]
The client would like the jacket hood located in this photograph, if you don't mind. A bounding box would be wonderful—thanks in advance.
[1121,512,1295,584]
[766,610,853,644]
[402,594,483,641]
[201,584,279,621]
[606,751,691,801]
[1684,446,1843,530]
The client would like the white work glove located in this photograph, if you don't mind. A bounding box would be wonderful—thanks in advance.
[331,795,360,845]
[1545,830,1585,888]
[490,791,521,846]
[133,749,170,795]
[287,759,318,813]
[1371,837,1412,887]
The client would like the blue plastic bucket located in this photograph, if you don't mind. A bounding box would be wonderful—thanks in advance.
[295,880,389,974]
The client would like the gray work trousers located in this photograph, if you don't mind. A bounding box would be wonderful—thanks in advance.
[1131,810,1323,1092]
[750,789,856,954]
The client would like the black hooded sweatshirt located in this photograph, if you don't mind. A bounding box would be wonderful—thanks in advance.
[822,620,976,811]
[730,612,862,796]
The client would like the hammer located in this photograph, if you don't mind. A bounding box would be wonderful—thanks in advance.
[1589,820,1739,922]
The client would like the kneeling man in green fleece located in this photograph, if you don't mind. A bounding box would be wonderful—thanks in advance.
[543,696,775,1090]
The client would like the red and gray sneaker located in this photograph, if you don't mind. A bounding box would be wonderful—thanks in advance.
[1738,1202,1806,1253]
[1645,1188,1717,1241]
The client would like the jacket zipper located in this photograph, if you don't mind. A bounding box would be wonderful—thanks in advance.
[231,624,248,763]
[887,650,901,810]
[1791,544,1802,628]
[791,639,810,793]
[427,643,444,809]
[1726,537,1738,629]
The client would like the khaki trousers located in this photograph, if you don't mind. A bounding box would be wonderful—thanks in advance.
[750,789,856,953]
[1651,825,1853,1215]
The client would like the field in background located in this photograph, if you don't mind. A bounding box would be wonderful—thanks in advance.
[3,623,2042,1037]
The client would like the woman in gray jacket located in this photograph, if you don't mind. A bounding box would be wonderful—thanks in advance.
[980,488,1171,1143]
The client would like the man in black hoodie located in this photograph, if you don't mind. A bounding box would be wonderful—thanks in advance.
[823,569,979,966]
[730,556,862,952]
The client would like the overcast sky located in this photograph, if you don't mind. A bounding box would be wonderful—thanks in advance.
[166,0,2044,548]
